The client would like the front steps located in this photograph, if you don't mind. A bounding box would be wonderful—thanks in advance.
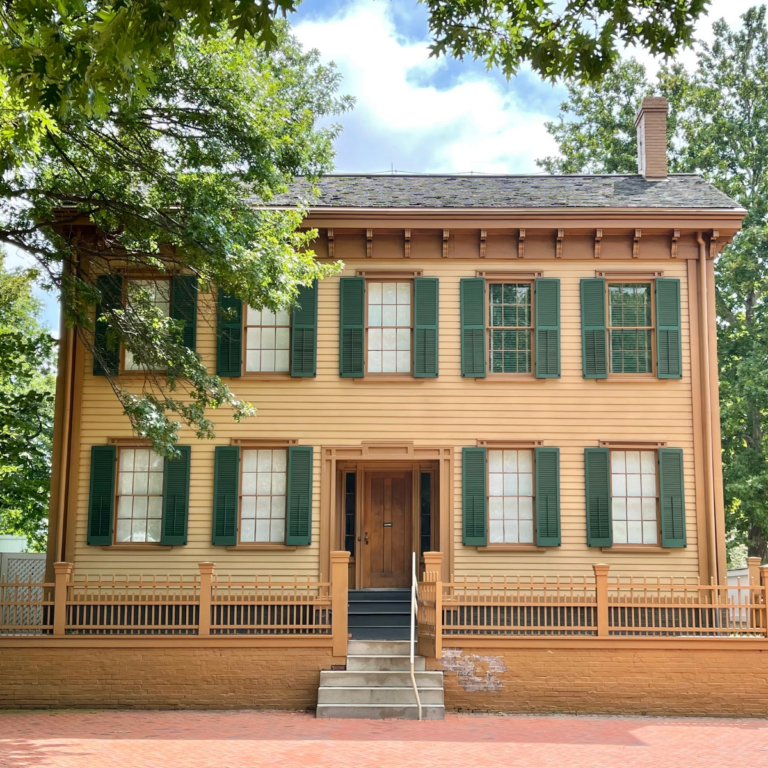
[317,640,445,720]
[348,589,411,640]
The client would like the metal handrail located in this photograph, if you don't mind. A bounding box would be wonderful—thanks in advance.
[410,551,422,720]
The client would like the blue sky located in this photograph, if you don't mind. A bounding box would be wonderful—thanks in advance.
[5,0,758,332]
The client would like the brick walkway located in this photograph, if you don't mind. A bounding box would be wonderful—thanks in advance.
[0,710,766,767]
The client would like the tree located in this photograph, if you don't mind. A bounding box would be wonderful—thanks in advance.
[537,5,768,562]
[1,22,350,457]
[2,0,709,123]
[0,253,56,550]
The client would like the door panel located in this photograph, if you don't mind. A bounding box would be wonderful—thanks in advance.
[363,471,413,588]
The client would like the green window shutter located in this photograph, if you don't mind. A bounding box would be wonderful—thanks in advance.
[286,446,313,545]
[656,278,682,379]
[535,278,560,378]
[291,280,318,377]
[585,447,612,547]
[216,291,242,377]
[535,447,560,546]
[162,446,191,546]
[659,448,686,547]
[212,446,239,545]
[171,276,198,352]
[462,447,487,545]
[339,277,365,378]
[414,277,439,378]
[93,274,123,376]
[460,278,486,378]
[87,445,116,545]
[580,278,607,379]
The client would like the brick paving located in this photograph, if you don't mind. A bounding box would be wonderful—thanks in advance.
[0,710,766,768]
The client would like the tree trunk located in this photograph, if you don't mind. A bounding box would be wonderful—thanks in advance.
[747,522,768,563]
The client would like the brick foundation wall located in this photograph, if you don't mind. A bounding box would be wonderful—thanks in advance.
[0,642,338,710]
[430,641,768,717]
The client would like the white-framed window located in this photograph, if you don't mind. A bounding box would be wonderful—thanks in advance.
[367,281,411,374]
[240,448,288,542]
[610,449,659,545]
[116,448,164,542]
[608,283,654,374]
[488,449,534,544]
[245,307,291,373]
[488,281,533,374]
[124,279,171,371]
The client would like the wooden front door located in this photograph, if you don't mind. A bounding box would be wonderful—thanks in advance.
[362,470,413,588]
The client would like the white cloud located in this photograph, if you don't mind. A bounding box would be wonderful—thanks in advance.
[294,1,559,173]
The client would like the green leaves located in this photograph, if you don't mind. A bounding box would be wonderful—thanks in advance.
[2,21,349,459]
[420,0,707,83]
[0,254,56,551]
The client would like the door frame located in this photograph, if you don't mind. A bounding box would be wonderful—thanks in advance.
[320,443,453,588]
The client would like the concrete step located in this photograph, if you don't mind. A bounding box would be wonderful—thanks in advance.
[347,654,426,672]
[347,640,412,656]
[316,703,445,720]
[320,670,443,687]
[318,686,444,706]
[348,627,410,641]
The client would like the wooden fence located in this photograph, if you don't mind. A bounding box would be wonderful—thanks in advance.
[0,560,343,640]
[418,557,768,647]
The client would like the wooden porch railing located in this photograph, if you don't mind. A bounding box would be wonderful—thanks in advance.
[0,557,351,648]
[417,556,768,653]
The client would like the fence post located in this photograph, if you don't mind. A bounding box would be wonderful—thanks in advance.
[761,565,768,638]
[52,562,72,637]
[198,562,215,636]
[331,551,350,657]
[423,552,443,659]
[593,563,610,638]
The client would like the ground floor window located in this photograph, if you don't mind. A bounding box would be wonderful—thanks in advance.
[239,448,288,543]
[116,448,164,542]
[610,449,659,545]
[488,449,534,544]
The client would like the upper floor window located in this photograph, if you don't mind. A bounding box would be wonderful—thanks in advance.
[488,282,533,374]
[124,279,171,371]
[367,281,412,374]
[608,283,653,374]
[116,448,165,542]
[488,449,534,544]
[245,308,291,373]
[610,449,658,545]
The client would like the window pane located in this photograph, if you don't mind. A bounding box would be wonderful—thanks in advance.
[116,448,165,543]
[611,449,658,545]
[239,448,287,543]
[245,303,291,373]
[367,281,411,373]
[487,449,534,543]
[609,283,653,373]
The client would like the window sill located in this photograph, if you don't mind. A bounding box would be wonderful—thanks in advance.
[352,377,426,383]
[226,544,298,551]
[601,546,673,554]
[103,544,174,551]
[240,374,295,381]
[474,375,543,382]
[595,377,664,383]
[477,545,549,552]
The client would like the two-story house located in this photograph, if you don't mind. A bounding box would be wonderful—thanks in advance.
[31,97,761,718]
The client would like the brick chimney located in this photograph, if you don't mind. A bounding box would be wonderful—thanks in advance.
[635,96,668,181]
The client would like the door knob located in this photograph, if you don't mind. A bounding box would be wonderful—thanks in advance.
[364,532,369,545]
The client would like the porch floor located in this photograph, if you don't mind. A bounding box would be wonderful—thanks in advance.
[1,709,765,767]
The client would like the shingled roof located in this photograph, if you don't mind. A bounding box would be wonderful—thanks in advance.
[270,174,741,210]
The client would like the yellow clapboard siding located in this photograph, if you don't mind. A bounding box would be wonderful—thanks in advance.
[71,257,702,581]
